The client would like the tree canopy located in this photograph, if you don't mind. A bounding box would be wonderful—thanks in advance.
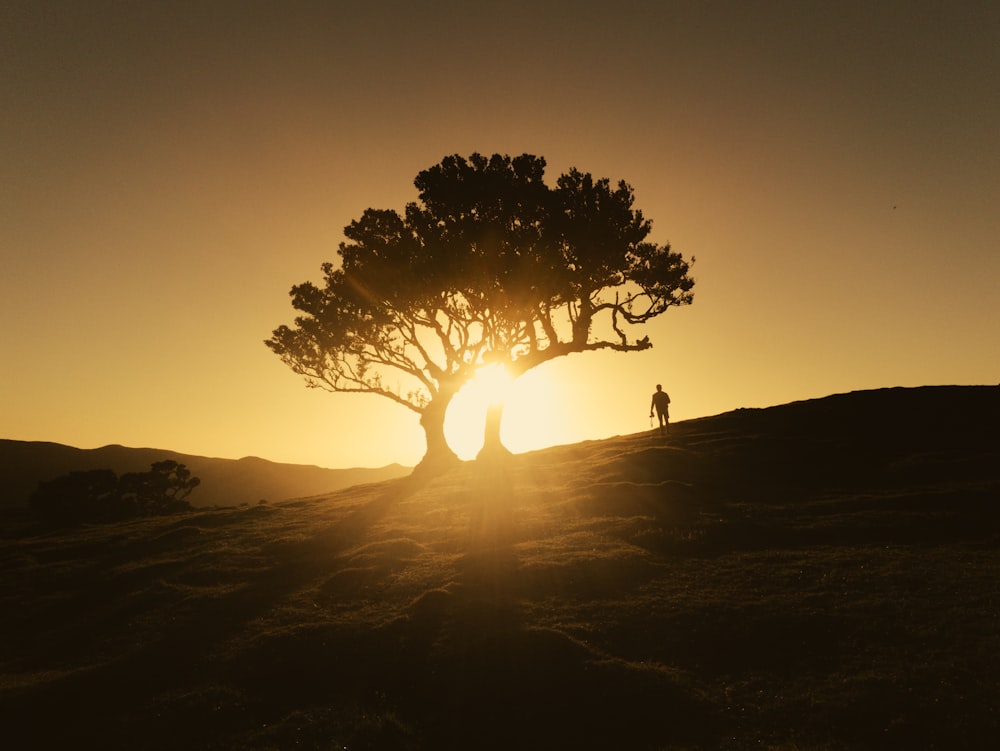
[267,153,694,469]
[30,461,199,526]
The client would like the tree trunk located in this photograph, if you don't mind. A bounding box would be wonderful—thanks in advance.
[414,394,460,475]
[477,402,512,460]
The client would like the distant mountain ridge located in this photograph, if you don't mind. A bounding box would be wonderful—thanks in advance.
[0,440,411,509]
[4,385,997,511]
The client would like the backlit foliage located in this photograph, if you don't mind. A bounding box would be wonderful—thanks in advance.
[267,153,694,467]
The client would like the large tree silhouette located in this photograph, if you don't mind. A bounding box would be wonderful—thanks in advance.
[266,153,694,469]
[411,155,695,455]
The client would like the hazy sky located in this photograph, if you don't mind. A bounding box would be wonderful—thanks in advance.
[3,1,997,468]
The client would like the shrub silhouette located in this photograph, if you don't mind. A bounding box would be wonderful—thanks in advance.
[30,461,198,526]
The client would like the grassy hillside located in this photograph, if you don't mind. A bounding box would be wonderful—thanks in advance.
[1,386,998,750]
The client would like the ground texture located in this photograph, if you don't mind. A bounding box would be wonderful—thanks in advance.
[2,386,998,750]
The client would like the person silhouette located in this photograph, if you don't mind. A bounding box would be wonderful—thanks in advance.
[650,384,671,435]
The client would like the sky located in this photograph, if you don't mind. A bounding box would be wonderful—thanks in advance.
[3,0,998,468]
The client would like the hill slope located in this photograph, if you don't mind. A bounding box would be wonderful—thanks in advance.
[0,440,410,509]
[1,386,998,750]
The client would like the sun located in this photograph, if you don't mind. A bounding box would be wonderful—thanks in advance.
[444,362,567,459]
[470,362,515,406]
[444,364,511,459]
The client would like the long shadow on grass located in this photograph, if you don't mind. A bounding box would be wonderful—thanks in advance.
[1,474,432,750]
[383,455,712,751]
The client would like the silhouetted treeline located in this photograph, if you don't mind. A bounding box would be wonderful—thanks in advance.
[30,460,199,526]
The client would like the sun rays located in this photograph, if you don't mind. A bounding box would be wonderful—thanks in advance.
[444,364,513,459]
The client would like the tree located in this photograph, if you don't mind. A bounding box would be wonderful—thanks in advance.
[266,153,694,468]
[29,469,123,526]
[119,460,200,516]
[29,462,199,526]
[267,154,554,472]
[409,156,695,455]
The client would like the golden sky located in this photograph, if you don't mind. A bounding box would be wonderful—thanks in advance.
[2,1,997,468]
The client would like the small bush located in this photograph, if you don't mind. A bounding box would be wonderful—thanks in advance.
[30,461,199,526]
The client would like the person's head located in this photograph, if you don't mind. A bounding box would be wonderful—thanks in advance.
[655,384,662,391]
